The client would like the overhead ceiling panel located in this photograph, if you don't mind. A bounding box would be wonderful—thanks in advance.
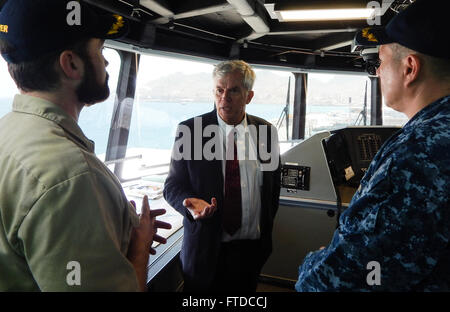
[0,0,417,72]
[175,10,249,38]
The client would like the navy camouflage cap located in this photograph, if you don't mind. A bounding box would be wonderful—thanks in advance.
[0,0,129,64]
[354,0,449,59]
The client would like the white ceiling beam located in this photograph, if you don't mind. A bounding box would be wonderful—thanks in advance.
[151,3,234,24]
[226,0,270,34]
[140,0,174,17]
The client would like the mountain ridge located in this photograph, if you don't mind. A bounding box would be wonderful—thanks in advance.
[137,71,369,106]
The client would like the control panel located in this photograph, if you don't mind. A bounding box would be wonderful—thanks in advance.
[281,164,311,192]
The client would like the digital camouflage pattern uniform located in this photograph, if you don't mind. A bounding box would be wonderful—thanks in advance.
[296,95,450,291]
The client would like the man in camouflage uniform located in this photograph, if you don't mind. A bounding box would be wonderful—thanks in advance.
[296,0,450,291]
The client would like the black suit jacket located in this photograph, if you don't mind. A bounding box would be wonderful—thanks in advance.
[163,109,281,290]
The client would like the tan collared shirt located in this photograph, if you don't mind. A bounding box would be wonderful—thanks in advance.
[0,94,140,291]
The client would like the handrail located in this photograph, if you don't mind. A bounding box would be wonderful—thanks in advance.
[104,154,143,165]
[140,163,170,170]
[279,140,303,144]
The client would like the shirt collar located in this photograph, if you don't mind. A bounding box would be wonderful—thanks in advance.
[403,95,450,131]
[216,111,248,137]
[12,94,95,152]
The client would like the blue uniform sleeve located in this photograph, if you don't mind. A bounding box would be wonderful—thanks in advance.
[296,148,450,291]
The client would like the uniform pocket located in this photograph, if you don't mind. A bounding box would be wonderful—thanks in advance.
[342,158,393,234]
[360,158,392,197]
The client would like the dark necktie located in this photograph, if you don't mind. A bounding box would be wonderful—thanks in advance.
[222,129,242,236]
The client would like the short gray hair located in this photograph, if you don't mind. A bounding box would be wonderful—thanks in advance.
[213,60,256,90]
[390,43,450,82]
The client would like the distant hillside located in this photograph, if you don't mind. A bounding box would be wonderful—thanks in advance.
[137,71,369,106]
[138,72,213,103]
[307,74,369,106]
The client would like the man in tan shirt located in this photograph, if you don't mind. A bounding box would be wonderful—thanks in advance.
[0,0,170,291]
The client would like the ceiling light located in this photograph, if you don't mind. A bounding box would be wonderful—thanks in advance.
[277,8,376,21]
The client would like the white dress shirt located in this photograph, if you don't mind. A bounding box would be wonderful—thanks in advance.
[217,113,263,242]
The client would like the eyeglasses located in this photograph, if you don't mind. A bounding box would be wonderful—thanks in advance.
[366,58,381,76]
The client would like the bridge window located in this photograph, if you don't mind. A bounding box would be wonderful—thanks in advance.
[0,57,19,119]
[247,69,294,142]
[122,56,294,181]
[305,73,372,139]
[383,103,408,126]
[121,54,214,181]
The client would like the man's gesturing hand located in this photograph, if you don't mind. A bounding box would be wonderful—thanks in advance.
[127,196,172,291]
[183,197,217,220]
[130,196,172,254]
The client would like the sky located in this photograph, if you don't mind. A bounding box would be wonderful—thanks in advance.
[0,58,19,98]
[137,53,214,83]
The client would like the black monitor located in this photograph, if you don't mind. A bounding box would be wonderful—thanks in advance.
[323,127,400,187]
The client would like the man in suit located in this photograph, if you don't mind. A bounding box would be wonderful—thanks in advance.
[164,60,281,292]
